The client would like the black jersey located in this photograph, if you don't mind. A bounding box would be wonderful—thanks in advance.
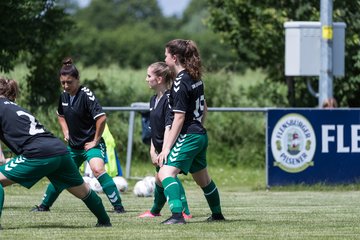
[169,70,206,134]
[0,98,68,158]
[57,86,105,149]
[149,90,173,153]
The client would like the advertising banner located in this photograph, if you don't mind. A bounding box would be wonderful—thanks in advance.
[267,109,360,186]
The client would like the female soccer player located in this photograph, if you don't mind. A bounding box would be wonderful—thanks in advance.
[157,39,225,224]
[33,58,124,213]
[138,62,191,219]
[0,77,111,229]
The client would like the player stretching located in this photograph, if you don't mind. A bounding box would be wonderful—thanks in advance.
[0,77,111,229]
[32,58,124,213]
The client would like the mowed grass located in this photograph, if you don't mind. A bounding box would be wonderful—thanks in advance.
[1,164,360,240]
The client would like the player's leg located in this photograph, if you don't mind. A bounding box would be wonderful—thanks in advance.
[32,150,84,212]
[139,172,165,217]
[67,183,111,227]
[192,168,225,221]
[158,165,185,224]
[0,172,16,229]
[50,153,111,227]
[87,143,124,213]
[190,133,225,221]
[175,176,192,218]
[89,159,124,213]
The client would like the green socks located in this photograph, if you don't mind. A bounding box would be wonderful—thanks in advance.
[98,173,122,207]
[150,183,166,214]
[82,189,110,224]
[162,177,182,214]
[202,180,222,214]
[176,177,191,215]
[42,183,61,208]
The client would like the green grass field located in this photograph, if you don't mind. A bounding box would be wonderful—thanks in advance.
[1,163,360,240]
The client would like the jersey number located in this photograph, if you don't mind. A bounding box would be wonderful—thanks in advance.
[16,111,45,135]
[194,95,205,122]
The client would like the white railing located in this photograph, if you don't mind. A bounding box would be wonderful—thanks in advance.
[104,103,268,179]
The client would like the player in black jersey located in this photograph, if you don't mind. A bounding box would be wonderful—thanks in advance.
[0,77,111,229]
[157,39,225,224]
[138,62,192,219]
[33,58,124,213]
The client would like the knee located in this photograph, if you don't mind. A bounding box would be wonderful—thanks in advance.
[91,167,106,178]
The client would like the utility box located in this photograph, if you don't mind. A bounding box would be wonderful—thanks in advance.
[284,21,346,76]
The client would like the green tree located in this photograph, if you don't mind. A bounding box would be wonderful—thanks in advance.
[0,0,73,108]
[207,0,360,107]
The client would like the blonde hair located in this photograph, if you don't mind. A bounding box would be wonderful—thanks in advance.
[148,62,174,89]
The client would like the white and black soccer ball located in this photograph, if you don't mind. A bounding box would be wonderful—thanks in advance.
[133,180,153,197]
[113,176,128,193]
[89,177,103,193]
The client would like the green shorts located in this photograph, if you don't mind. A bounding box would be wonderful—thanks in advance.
[69,142,106,168]
[0,154,83,191]
[165,133,208,175]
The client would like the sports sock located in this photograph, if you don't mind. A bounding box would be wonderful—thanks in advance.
[98,173,122,207]
[162,177,182,214]
[82,189,110,224]
[175,177,191,215]
[202,180,222,214]
[42,183,61,208]
[0,184,4,218]
[150,183,166,214]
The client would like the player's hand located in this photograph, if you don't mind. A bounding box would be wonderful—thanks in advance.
[150,151,158,167]
[84,140,97,151]
[157,148,170,167]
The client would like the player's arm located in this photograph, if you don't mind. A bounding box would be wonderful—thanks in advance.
[157,112,184,166]
[57,115,69,142]
[201,100,208,126]
[150,140,157,166]
[85,114,106,150]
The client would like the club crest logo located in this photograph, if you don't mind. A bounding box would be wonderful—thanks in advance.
[271,113,316,173]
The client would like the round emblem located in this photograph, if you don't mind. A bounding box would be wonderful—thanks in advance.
[271,113,316,173]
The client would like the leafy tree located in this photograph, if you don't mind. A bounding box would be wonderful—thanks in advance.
[75,0,165,30]
[0,0,73,108]
[207,0,360,107]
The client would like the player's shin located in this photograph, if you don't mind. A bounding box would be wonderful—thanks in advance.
[82,189,110,225]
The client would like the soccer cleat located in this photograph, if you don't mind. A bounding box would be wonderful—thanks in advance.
[161,213,186,225]
[139,210,161,218]
[207,213,225,222]
[95,221,112,227]
[31,204,50,212]
[114,205,125,213]
[182,212,193,219]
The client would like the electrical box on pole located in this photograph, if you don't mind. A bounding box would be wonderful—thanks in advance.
[284,21,345,77]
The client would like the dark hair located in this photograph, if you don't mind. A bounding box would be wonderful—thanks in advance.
[166,39,202,80]
[60,57,79,79]
[149,62,174,89]
[0,77,19,101]
[322,98,338,108]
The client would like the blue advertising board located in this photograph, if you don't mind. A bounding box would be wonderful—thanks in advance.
[267,109,360,186]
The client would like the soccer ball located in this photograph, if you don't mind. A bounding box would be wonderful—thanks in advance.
[133,180,152,197]
[113,176,128,193]
[89,177,103,193]
[142,176,155,194]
